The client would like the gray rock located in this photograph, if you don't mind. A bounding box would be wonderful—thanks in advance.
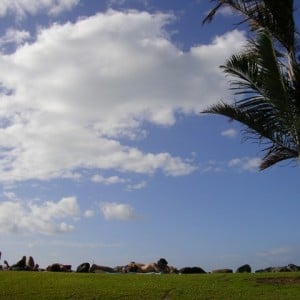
[76,262,90,273]
[255,266,291,273]
[236,264,251,273]
[287,264,300,271]
[179,267,206,274]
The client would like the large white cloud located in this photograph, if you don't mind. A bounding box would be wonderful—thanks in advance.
[0,10,246,183]
[0,196,80,235]
[0,0,79,19]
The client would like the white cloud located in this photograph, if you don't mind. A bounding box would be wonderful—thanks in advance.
[200,157,262,173]
[107,0,149,8]
[221,128,237,138]
[228,157,261,171]
[91,174,128,185]
[0,196,80,235]
[29,196,79,220]
[217,6,234,17]
[100,202,136,220]
[0,0,79,19]
[48,0,80,16]
[0,10,247,183]
[0,28,30,48]
[84,209,95,218]
[3,191,18,201]
[258,247,293,257]
[126,180,147,190]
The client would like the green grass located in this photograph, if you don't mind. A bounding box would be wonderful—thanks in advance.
[0,271,300,299]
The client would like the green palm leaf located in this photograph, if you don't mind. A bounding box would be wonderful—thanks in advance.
[202,0,300,170]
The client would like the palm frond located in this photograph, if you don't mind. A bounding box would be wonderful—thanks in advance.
[254,30,290,112]
[203,102,299,169]
[221,31,298,134]
[203,102,285,143]
[202,0,300,169]
[203,0,296,52]
[260,146,298,169]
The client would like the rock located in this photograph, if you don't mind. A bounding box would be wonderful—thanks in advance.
[47,263,62,272]
[271,266,290,272]
[255,269,264,273]
[179,267,206,274]
[46,263,71,272]
[287,264,300,272]
[255,266,290,273]
[12,256,26,270]
[76,262,90,273]
[236,264,251,273]
[26,256,35,271]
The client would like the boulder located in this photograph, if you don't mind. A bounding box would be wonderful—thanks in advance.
[26,256,35,271]
[76,262,90,273]
[236,264,251,273]
[179,267,206,274]
[47,263,62,272]
[10,256,26,271]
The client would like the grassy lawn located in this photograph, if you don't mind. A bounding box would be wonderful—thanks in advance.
[0,271,300,299]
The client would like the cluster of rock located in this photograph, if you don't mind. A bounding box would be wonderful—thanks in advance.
[179,264,251,274]
[174,263,300,274]
[2,256,39,271]
[255,264,300,273]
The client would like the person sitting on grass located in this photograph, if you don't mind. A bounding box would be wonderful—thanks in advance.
[89,264,129,273]
[127,258,178,273]
[46,263,72,272]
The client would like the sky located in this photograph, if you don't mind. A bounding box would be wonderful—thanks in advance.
[0,0,299,272]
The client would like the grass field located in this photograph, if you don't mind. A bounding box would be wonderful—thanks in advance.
[0,271,300,299]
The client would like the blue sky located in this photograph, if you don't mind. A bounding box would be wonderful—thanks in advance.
[0,0,299,272]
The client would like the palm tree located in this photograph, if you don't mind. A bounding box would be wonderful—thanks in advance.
[202,0,300,169]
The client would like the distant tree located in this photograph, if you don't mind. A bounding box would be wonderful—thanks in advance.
[202,0,300,169]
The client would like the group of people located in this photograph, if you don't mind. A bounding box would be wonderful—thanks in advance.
[1,255,178,274]
[88,258,178,274]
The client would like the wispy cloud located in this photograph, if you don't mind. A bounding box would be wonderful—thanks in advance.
[258,247,294,257]
[0,239,123,249]
[83,210,95,218]
[216,6,235,17]
[221,128,238,139]
[0,28,30,48]
[107,0,150,9]
[200,157,261,173]
[0,0,79,19]
[200,160,223,173]
[228,157,261,171]
[100,202,137,221]
[46,240,124,249]
[91,174,128,185]
[126,180,147,191]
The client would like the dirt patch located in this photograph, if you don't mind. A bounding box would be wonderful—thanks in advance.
[161,288,175,300]
[256,277,300,285]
